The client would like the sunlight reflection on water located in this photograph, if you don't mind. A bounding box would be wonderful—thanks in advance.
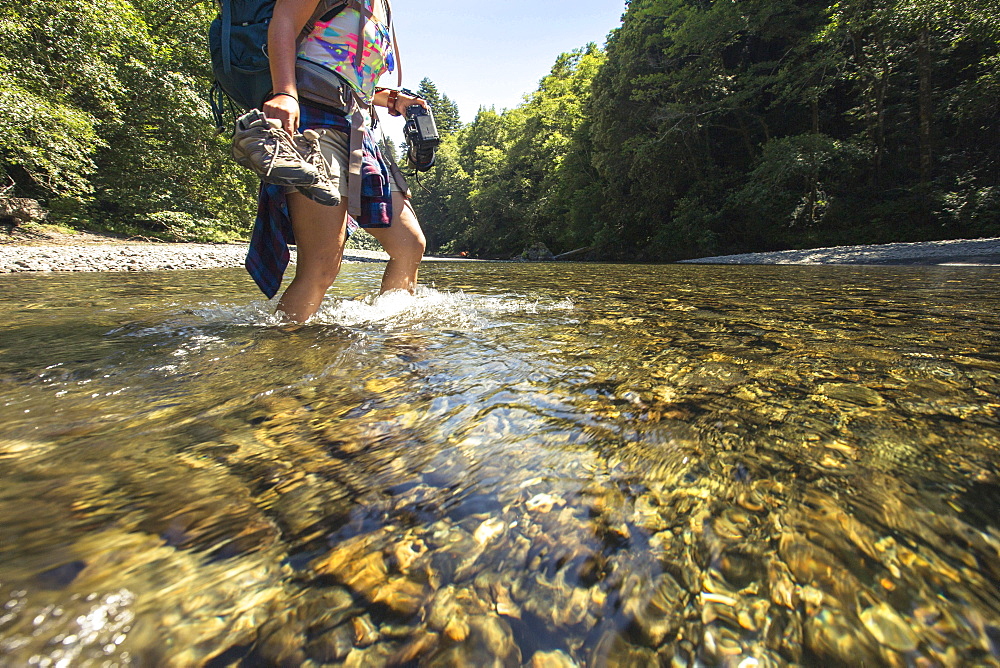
[1,262,999,665]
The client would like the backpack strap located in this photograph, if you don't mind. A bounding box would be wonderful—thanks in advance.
[347,104,366,216]
[346,0,402,87]
[299,0,402,87]
[221,0,233,75]
[353,3,367,72]
[296,0,406,216]
[300,0,352,41]
[347,0,406,215]
[344,94,410,217]
[385,0,402,87]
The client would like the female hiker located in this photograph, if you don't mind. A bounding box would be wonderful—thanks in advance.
[248,0,426,323]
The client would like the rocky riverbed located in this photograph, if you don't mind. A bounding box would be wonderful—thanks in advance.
[2,253,999,665]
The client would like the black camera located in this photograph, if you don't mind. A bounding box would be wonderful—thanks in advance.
[403,104,440,172]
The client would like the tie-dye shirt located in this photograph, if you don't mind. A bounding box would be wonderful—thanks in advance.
[297,0,395,104]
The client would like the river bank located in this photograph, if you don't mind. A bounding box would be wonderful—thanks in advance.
[3,227,1000,272]
[679,236,1000,266]
[0,227,388,273]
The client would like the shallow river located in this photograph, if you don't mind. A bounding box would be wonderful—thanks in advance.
[1,262,999,667]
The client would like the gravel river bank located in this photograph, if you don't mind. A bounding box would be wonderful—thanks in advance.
[2,229,1000,272]
[679,236,1000,266]
[0,242,394,273]
[0,229,388,273]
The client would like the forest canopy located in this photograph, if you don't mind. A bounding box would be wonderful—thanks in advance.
[3,0,998,258]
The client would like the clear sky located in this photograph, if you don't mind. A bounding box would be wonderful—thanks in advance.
[378,0,626,142]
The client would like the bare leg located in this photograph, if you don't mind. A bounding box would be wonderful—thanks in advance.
[276,192,349,323]
[366,192,426,293]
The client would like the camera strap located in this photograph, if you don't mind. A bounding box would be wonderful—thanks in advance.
[343,94,411,217]
[298,0,407,216]
[386,144,412,198]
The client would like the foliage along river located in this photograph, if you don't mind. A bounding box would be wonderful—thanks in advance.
[1,261,999,667]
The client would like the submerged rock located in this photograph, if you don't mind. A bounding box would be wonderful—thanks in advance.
[859,603,918,651]
[426,614,521,666]
[529,649,579,667]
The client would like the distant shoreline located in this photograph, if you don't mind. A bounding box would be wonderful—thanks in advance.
[679,236,1000,267]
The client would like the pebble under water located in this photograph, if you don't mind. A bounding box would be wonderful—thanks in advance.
[1,261,999,667]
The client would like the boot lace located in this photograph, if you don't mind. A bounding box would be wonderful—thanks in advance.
[298,130,336,181]
[262,128,311,179]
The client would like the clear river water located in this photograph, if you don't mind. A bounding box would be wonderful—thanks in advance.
[1,262,999,667]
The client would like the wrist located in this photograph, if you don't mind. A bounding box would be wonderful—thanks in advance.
[385,89,401,116]
[270,91,299,103]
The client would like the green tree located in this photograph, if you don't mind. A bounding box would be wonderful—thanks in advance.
[405,80,467,252]
[4,0,997,254]
[421,46,604,258]
[415,77,462,136]
[0,0,255,240]
[445,106,522,256]
[586,0,1000,259]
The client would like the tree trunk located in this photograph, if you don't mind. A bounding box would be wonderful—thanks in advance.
[737,115,754,160]
[852,31,882,188]
[917,25,933,188]
[874,63,889,187]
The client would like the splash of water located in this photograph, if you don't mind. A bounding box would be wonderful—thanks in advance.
[114,286,573,335]
[307,286,574,330]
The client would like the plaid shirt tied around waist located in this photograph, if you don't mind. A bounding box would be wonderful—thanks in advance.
[245,105,393,299]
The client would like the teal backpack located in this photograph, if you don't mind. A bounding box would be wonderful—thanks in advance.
[208,0,356,127]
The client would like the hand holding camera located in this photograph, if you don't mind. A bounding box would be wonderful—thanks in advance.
[403,103,440,172]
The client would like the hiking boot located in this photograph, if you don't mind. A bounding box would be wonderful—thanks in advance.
[295,129,342,207]
[231,109,319,186]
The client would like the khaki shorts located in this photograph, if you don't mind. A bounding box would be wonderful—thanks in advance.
[285,127,402,197]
